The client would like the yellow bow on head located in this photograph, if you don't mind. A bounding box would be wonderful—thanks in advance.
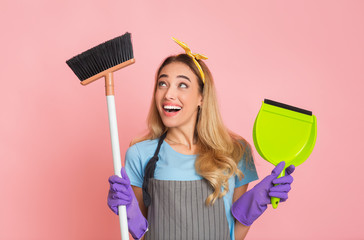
[172,37,208,84]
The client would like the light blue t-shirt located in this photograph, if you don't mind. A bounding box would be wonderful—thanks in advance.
[125,139,259,240]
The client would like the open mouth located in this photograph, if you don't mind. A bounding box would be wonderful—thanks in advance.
[163,105,182,113]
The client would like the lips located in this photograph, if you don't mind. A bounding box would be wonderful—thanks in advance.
[163,105,182,112]
[162,103,182,117]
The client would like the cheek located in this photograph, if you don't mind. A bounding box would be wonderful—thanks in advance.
[181,93,198,108]
[154,90,162,102]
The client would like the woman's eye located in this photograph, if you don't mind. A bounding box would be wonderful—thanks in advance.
[158,81,167,87]
[179,83,188,88]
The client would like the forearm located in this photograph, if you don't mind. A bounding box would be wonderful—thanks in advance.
[131,186,148,239]
[233,184,250,240]
[234,220,250,240]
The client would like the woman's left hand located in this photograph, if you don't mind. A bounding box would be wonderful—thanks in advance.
[269,163,295,202]
[231,161,295,226]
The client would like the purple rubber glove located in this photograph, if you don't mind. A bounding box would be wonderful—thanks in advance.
[108,168,148,239]
[231,161,295,226]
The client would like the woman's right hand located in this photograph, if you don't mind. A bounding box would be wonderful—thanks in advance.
[107,168,133,215]
[108,168,148,239]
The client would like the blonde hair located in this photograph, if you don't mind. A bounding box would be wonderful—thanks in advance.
[131,54,253,205]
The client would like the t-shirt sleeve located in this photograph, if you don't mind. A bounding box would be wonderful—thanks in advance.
[124,144,144,188]
[235,142,259,188]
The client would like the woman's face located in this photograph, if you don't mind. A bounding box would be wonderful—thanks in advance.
[155,62,203,130]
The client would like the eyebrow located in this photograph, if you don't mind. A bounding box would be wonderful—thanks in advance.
[158,74,191,82]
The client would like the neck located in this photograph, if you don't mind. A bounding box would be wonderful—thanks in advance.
[166,127,196,150]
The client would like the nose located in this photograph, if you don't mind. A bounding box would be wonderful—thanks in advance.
[164,86,177,100]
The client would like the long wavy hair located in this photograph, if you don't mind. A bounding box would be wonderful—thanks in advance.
[131,54,253,205]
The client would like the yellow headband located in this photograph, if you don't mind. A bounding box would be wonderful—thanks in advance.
[172,37,208,84]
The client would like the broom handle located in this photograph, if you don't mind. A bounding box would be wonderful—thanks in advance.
[106,73,129,240]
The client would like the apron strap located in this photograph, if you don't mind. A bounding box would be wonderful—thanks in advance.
[142,131,168,207]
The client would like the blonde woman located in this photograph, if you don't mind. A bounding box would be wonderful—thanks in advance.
[107,39,295,240]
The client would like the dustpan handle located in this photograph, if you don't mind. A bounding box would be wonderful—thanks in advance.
[271,169,285,209]
[107,93,129,239]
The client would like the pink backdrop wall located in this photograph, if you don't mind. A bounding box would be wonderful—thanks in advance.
[1,1,363,239]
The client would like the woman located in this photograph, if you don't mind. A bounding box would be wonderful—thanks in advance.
[107,38,295,240]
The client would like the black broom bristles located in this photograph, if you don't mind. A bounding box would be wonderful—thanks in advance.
[66,32,134,81]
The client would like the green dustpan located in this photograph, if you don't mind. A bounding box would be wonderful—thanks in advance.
[253,99,317,209]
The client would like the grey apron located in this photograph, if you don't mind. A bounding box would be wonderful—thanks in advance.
[144,138,231,240]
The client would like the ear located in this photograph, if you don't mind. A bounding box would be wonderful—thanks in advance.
[199,95,203,106]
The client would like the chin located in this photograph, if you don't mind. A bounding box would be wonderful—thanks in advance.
[161,119,179,128]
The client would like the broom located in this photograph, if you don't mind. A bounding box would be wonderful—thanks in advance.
[66,32,135,240]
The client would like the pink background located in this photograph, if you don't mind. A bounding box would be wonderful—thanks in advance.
[1,1,363,239]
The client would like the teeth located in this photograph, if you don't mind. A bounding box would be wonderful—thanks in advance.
[164,105,182,110]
